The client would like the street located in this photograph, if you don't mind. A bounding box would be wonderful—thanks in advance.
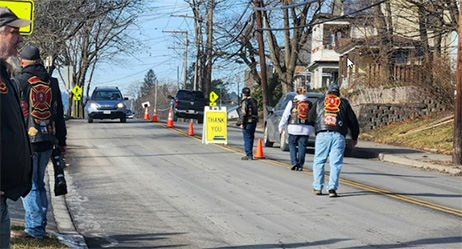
[63,119,461,248]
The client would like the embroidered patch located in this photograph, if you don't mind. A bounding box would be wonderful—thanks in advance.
[324,113,337,126]
[324,95,341,112]
[28,127,38,136]
[0,78,8,94]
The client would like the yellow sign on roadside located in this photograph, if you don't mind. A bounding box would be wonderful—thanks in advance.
[202,106,227,144]
[0,0,34,35]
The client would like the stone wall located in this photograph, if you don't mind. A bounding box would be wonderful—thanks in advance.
[349,87,448,131]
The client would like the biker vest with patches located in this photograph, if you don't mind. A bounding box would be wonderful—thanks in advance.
[289,100,311,125]
[313,94,350,136]
[14,74,56,144]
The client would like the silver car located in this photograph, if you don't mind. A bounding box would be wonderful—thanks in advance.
[86,87,128,123]
[264,92,353,154]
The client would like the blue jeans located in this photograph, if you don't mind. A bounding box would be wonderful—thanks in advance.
[1,196,10,249]
[242,123,257,157]
[312,131,345,191]
[22,149,52,238]
[288,134,309,167]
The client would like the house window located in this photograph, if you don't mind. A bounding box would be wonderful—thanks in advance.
[395,50,408,65]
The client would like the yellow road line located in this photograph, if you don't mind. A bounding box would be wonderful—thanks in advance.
[154,121,462,217]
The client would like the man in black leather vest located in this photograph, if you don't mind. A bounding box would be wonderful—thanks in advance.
[307,83,359,197]
[12,45,67,239]
[0,6,33,248]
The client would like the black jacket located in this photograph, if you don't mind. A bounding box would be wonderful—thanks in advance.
[1,63,33,201]
[240,96,258,125]
[13,63,67,152]
[307,94,360,140]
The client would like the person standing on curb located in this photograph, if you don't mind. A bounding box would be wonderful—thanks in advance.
[307,83,359,197]
[0,6,33,248]
[278,87,313,171]
[11,45,67,240]
[239,87,258,160]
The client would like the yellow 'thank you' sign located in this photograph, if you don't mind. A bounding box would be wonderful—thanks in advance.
[0,0,34,35]
[202,106,227,144]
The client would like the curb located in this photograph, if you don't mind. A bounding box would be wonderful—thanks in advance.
[47,166,89,249]
[377,153,462,175]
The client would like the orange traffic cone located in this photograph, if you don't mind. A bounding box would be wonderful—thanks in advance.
[151,108,158,122]
[188,120,194,136]
[144,106,149,120]
[254,139,265,159]
[166,109,174,128]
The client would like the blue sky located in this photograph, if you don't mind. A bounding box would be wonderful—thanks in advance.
[89,1,193,97]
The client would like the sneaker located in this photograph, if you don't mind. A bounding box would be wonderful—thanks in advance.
[297,167,303,171]
[291,164,299,170]
[241,156,252,160]
[328,190,338,198]
[10,230,43,240]
[312,189,322,195]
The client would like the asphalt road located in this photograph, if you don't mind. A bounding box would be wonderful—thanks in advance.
[63,118,461,248]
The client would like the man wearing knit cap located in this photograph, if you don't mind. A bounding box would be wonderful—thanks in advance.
[307,83,359,197]
[11,45,67,240]
[0,6,33,248]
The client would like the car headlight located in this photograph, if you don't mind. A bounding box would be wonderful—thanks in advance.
[117,103,125,108]
[90,102,99,108]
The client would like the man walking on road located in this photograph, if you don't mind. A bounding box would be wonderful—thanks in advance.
[308,83,359,197]
[0,6,33,248]
[11,45,67,239]
[239,87,258,160]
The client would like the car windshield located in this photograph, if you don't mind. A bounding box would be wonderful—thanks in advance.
[93,91,122,100]
[177,91,204,99]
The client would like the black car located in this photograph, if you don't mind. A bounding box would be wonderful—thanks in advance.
[86,87,128,123]
[264,92,353,154]
[168,89,208,123]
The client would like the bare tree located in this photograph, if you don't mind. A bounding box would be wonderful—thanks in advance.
[29,0,144,117]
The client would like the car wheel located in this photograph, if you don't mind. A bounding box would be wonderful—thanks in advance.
[280,130,289,151]
[120,117,127,123]
[88,117,93,123]
[198,117,204,124]
[264,126,274,147]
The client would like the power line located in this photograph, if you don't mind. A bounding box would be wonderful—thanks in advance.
[257,0,390,31]
[254,0,321,11]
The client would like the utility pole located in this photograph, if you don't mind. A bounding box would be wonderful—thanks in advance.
[205,0,213,97]
[171,14,203,90]
[163,30,188,89]
[254,0,269,120]
[454,0,462,165]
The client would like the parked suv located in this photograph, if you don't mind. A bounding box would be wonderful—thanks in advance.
[168,89,207,123]
[86,87,128,123]
[264,92,354,154]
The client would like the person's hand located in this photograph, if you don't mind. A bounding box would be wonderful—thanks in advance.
[351,140,358,147]
[59,146,67,155]
[240,124,244,129]
[1,191,4,196]
[279,130,283,134]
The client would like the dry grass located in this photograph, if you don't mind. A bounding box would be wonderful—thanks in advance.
[10,225,69,249]
[360,111,454,155]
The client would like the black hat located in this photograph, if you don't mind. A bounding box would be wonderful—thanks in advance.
[242,87,251,96]
[327,83,340,94]
[20,45,40,60]
[0,7,31,28]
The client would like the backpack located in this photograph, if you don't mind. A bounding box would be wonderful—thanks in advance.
[290,100,309,125]
[244,98,258,124]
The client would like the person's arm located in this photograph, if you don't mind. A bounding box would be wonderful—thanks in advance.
[278,101,292,134]
[307,99,318,126]
[346,103,360,146]
[239,99,247,129]
[52,78,67,153]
